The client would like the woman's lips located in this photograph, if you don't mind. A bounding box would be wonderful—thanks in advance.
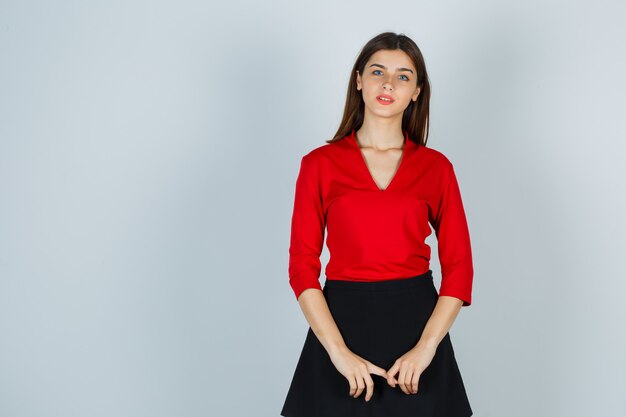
[376,95,395,105]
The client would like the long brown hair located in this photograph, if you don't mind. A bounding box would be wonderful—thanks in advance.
[327,32,431,146]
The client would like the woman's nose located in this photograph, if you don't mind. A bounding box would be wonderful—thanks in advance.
[382,77,394,90]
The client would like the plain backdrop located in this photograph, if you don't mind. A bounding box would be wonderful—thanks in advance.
[1,1,625,416]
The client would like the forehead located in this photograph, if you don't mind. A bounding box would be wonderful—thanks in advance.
[366,49,415,71]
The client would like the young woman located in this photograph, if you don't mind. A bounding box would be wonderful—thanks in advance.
[280,32,474,417]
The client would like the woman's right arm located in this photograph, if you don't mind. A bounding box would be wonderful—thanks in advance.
[297,288,347,355]
[288,154,345,353]
[297,288,389,401]
[288,155,389,401]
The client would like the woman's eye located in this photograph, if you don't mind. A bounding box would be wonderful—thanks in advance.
[372,70,409,81]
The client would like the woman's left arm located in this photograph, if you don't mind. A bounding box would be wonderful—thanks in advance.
[416,295,463,349]
[386,160,473,394]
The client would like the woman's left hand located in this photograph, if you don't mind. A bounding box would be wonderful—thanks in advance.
[385,341,438,394]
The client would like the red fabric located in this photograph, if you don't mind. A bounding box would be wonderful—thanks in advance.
[288,129,474,306]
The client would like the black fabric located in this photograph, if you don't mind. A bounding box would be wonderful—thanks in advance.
[280,270,473,417]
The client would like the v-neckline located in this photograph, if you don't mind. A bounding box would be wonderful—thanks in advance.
[350,129,411,192]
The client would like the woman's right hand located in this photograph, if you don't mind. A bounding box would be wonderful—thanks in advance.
[328,346,389,402]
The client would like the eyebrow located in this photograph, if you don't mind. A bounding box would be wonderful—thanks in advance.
[368,63,414,74]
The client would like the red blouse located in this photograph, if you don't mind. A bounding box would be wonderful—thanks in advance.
[288,129,474,306]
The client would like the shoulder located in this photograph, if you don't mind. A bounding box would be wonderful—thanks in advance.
[416,145,455,175]
[301,136,351,166]
[419,145,453,166]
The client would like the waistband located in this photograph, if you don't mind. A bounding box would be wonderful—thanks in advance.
[323,270,433,292]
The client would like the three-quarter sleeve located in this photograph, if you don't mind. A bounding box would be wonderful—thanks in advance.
[288,154,326,300]
[432,162,474,306]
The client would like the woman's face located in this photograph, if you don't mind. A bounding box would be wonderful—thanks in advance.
[356,49,421,120]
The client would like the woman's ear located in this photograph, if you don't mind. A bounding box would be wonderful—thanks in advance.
[413,87,421,101]
[356,70,361,91]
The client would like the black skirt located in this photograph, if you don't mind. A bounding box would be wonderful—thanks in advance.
[280,270,473,417]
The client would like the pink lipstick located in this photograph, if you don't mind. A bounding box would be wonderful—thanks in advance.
[376,94,395,105]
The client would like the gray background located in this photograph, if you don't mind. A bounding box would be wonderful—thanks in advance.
[1,1,625,416]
